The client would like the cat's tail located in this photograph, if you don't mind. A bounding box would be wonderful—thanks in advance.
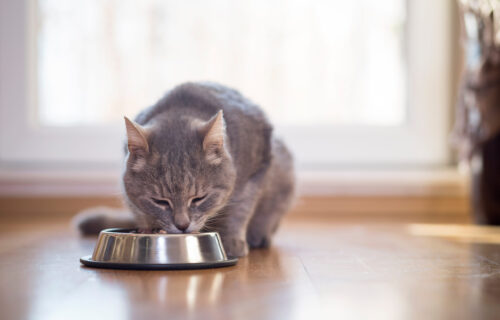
[72,207,137,235]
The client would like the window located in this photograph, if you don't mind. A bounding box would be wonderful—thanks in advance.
[37,0,406,127]
[0,0,452,169]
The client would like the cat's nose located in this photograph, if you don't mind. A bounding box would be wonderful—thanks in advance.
[175,221,189,232]
[173,214,190,232]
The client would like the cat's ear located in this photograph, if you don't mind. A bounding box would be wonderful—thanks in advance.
[201,110,228,164]
[124,116,149,154]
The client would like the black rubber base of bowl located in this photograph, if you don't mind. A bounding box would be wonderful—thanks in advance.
[80,255,238,270]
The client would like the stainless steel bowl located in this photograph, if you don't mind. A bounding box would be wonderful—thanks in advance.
[80,228,238,270]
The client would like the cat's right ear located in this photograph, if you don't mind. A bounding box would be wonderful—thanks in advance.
[200,110,228,164]
[124,116,149,154]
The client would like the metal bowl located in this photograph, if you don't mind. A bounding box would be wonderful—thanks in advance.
[80,228,238,270]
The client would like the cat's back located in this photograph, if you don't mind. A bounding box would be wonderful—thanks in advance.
[135,82,270,130]
[135,82,273,179]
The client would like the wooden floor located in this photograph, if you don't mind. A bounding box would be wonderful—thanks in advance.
[2,218,500,320]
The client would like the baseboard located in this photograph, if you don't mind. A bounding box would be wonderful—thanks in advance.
[0,168,468,197]
[0,196,124,222]
[0,193,470,223]
[291,195,470,223]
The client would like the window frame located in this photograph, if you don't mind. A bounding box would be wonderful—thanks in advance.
[0,0,453,170]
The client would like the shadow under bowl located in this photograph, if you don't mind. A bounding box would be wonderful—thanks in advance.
[80,228,238,270]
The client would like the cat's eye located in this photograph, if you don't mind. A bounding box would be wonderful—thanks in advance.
[190,195,207,206]
[151,198,172,208]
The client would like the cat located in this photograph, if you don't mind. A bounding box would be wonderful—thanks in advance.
[74,82,295,257]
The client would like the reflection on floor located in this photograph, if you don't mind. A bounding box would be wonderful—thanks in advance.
[408,223,500,243]
[1,218,500,320]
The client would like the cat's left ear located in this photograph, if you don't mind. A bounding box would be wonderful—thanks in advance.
[124,116,149,154]
[201,110,228,164]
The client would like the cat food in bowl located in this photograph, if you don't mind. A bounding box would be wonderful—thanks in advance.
[80,228,238,270]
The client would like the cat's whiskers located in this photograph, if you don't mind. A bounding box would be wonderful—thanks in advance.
[200,211,229,231]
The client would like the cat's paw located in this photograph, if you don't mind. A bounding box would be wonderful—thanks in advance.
[222,237,249,258]
[246,230,272,249]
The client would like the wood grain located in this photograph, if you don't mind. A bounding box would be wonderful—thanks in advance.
[1,218,500,320]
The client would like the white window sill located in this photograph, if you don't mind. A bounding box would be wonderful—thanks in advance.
[0,167,468,197]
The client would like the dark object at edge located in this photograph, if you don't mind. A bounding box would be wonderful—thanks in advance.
[471,132,500,225]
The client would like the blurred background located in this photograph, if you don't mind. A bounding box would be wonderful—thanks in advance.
[6,2,500,319]
[0,0,471,223]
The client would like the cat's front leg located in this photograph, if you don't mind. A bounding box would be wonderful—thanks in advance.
[215,178,265,257]
[221,234,249,258]
[217,205,253,257]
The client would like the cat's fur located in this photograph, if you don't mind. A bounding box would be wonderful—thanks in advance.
[74,82,295,257]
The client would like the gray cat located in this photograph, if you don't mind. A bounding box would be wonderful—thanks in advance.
[75,82,295,257]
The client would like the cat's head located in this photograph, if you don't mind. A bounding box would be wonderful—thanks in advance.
[122,110,236,233]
